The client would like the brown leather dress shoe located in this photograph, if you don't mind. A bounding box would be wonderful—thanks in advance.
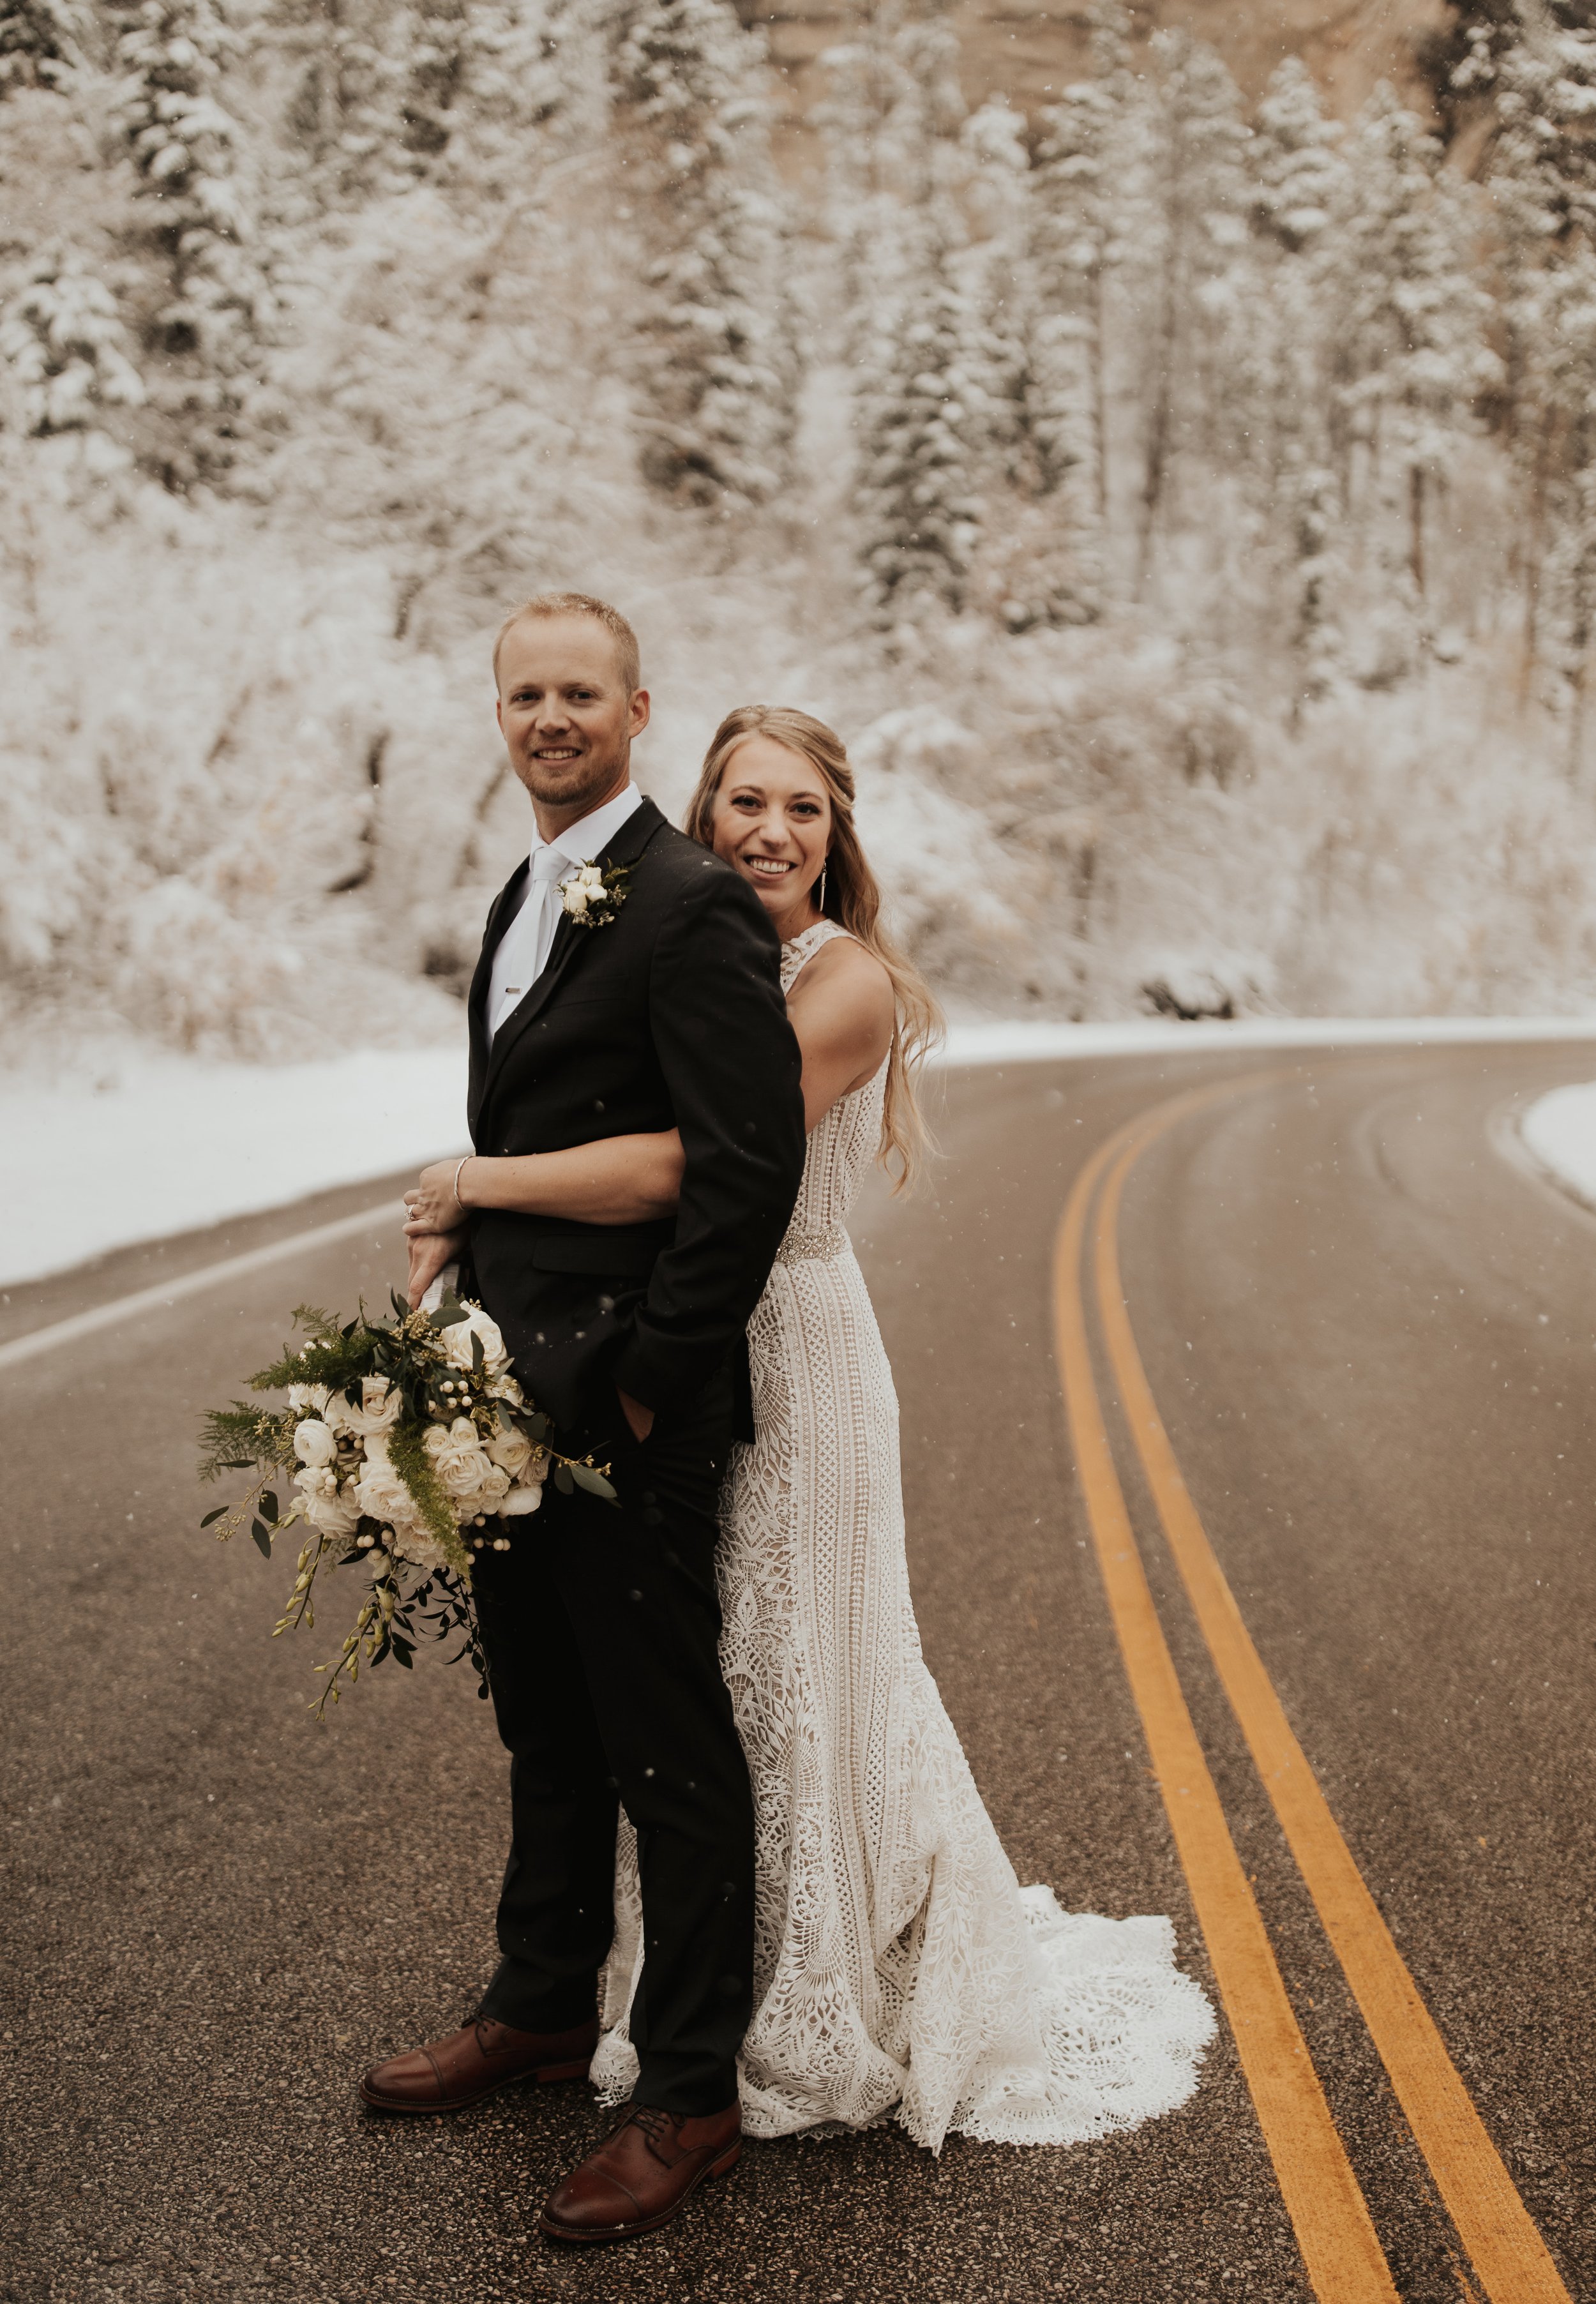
[358,2014,598,2114]
[538,2101,742,2243]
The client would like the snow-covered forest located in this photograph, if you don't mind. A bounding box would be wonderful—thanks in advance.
[6,0,1596,1060]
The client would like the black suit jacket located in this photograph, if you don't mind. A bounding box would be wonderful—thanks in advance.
[464,797,806,1434]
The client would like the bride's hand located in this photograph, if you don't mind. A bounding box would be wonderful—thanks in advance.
[404,1157,469,1237]
[406,1226,465,1311]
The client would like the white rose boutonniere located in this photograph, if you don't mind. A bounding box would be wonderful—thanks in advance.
[558,857,631,930]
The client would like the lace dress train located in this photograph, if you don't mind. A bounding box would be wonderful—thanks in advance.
[591,922,1214,2148]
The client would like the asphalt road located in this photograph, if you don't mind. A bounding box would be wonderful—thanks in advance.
[3,1041,1593,2303]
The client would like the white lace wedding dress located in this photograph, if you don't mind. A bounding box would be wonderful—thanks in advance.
[592,922,1215,2148]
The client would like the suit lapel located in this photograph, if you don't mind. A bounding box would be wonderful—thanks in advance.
[479,797,670,1100]
[467,862,528,1138]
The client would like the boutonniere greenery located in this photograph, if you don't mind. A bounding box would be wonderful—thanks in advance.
[558,857,631,929]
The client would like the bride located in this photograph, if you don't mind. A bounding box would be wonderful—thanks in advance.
[421,704,1214,2150]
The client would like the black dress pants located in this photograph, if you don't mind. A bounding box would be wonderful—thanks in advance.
[471,1367,754,2116]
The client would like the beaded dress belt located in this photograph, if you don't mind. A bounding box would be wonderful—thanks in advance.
[774,1223,848,1266]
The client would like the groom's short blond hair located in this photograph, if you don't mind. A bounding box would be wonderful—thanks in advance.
[493,592,642,695]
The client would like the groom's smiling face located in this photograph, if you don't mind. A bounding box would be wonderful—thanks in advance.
[496,614,651,835]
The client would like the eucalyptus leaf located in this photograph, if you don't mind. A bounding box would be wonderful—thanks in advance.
[200,1506,228,1529]
[553,1463,574,1496]
[569,1464,617,1503]
[259,1491,279,1525]
[251,1521,273,1558]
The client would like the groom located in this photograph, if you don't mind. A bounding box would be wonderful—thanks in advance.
[361,592,805,2242]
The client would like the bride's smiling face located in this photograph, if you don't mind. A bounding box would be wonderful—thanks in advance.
[709,735,831,930]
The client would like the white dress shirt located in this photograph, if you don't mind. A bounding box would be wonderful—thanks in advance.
[485,782,644,1041]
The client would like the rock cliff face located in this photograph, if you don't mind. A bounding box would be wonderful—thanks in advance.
[744,0,1454,132]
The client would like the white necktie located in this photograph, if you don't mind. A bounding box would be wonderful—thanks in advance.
[488,846,569,1040]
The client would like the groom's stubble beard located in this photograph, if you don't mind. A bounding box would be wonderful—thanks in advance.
[509,725,632,820]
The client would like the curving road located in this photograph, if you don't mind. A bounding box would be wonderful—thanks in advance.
[3,1041,1593,2303]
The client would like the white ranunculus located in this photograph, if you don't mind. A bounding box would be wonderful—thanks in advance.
[293,1417,336,1468]
[424,1414,497,1501]
[287,1382,333,1415]
[438,1306,510,1378]
[335,1377,404,1439]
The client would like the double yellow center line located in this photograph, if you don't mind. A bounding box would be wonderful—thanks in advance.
[1053,1079,1570,2304]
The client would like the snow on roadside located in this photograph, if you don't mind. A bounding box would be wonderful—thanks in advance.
[938,1014,1596,1064]
[1518,1083,1596,1215]
[11,1014,1596,1291]
[4,1044,467,1289]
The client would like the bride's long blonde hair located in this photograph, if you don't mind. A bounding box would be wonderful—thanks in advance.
[684,705,942,1193]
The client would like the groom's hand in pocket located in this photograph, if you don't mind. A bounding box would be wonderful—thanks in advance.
[617,1387,656,1445]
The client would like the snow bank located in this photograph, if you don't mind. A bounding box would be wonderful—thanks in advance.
[938,1014,1596,1065]
[14,1014,1596,1291]
[1518,1083,1596,1214]
[3,1044,467,1288]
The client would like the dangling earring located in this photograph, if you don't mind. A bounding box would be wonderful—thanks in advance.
[818,858,829,916]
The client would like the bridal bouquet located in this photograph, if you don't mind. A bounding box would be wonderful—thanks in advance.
[197,1292,614,1715]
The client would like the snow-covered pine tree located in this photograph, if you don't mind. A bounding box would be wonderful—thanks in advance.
[391,0,608,186]
[0,250,145,435]
[960,97,1031,483]
[1321,84,1498,626]
[818,0,965,343]
[1453,1,1596,755]
[841,6,990,619]
[275,0,405,199]
[110,0,271,488]
[1252,54,1343,254]
[0,0,84,89]
[400,0,468,159]
[1134,31,1252,592]
[1248,57,1348,705]
[1019,2,1152,615]
[616,0,797,508]
[853,195,984,619]
[958,92,1102,626]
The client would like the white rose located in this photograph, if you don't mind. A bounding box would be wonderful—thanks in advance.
[294,1465,361,1540]
[561,878,591,916]
[336,1377,404,1439]
[293,1417,336,1467]
[353,1436,425,1534]
[287,1382,332,1415]
[439,1307,510,1379]
[424,1414,497,1501]
[485,1424,534,1480]
[499,1482,544,1517]
[458,1464,513,1519]
[390,1526,453,1575]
